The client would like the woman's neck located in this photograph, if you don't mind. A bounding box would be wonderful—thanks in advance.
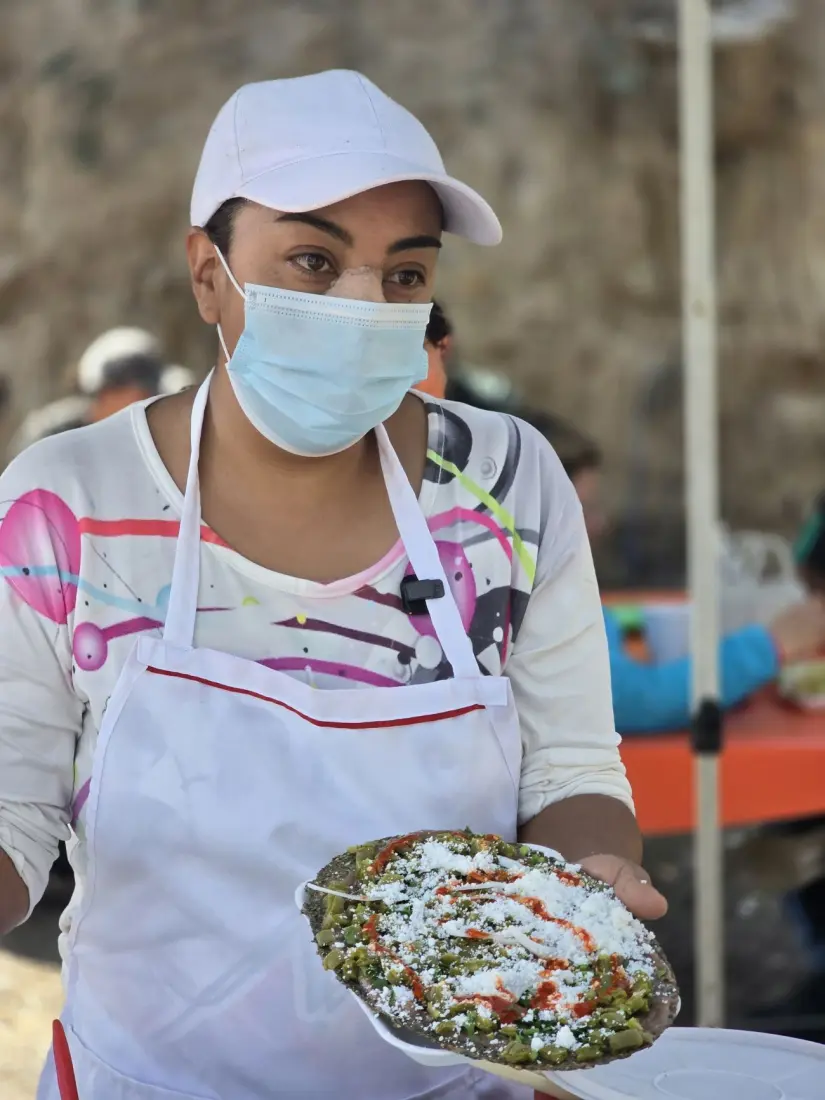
[146,368,429,580]
[203,366,373,500]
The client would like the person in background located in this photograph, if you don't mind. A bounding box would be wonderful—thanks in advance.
[417,299,452,397]
[521,410,825,734]
[6,328,189,461]
[77,326,166,422]
[418,298,524,412]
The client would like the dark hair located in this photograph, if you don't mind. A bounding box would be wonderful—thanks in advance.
[203,198,248,255]
[99,352,164,396]
[426,300,452,346]
[519,410,602,481]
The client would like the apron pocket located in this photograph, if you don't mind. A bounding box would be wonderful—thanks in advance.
[45,1024,216,1100]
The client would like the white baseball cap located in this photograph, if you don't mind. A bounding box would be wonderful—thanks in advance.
[190,70,502,246]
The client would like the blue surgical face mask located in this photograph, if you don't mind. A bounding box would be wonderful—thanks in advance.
[214,249,432,457]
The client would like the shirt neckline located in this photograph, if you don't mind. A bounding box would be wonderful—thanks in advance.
[130,393,443,598]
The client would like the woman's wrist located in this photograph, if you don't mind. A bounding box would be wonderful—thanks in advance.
[519,793,643,866]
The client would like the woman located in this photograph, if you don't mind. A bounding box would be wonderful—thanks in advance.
[0,71,663,1099]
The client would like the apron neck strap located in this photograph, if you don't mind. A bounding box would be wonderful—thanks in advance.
[374,425,479,678]
[163,382,480,677]
[162,374,211,648]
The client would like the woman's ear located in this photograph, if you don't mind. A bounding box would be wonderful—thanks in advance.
[186,229,222,325]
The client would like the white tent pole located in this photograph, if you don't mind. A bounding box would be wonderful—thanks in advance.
[678,0,724,1028]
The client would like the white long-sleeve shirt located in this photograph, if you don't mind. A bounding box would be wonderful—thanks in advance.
[0,393,631,962]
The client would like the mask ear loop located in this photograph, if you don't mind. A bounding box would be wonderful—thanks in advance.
[213,245,245,364]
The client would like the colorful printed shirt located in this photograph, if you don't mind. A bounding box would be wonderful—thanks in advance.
[0,395,630,963]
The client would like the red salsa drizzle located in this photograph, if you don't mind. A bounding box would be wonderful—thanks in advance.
[466,868,519,885]
[436,868,520,897]
[505,895,595,954]
[546,916,595,954]
[371,832,427,875]
[371,830,468,875]
[456,978,526,1024]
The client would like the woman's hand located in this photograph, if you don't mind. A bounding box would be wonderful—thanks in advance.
[520,795,667,919]
[579,853,668,920]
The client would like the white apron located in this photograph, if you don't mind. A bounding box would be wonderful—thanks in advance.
[39,379,530,1099]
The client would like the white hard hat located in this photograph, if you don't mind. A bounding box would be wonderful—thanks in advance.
[78,327,162,395]
[160,365,197,394]
[190,70,502,247]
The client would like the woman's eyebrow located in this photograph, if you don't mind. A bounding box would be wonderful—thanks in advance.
[275,212,353,245]
[387,235,442,255]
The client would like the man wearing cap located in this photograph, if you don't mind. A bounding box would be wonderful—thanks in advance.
[0,71,660,1098]
[6,327,184,461]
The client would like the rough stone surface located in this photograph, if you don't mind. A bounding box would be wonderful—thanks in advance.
[1,0,824,569]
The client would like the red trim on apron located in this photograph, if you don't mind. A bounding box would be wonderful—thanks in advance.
[146,665,485,729]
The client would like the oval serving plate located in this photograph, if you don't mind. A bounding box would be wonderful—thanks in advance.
[294,841,680,1098]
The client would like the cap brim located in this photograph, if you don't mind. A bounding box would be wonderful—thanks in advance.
[226,151,502,246]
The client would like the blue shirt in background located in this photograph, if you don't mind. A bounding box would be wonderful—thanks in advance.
[604,608,779,734]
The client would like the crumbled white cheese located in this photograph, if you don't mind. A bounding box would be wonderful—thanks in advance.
[530,1035,544,1052]
[555,1025,578,1050]
[417,840,475,875]
[368,880,407,905]
[454,958,544,1001]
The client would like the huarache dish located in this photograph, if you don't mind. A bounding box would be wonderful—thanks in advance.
[303,830,679,1072]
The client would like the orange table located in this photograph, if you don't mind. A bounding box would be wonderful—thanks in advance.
[602,589,825,834]
[621,695,825,835]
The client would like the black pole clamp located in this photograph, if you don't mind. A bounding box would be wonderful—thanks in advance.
[690,698,724,755]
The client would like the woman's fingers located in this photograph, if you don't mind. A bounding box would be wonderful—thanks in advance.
[579,853,668,920]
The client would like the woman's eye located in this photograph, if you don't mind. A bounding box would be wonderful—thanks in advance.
[387,269,425,287]
[293,253,334,274]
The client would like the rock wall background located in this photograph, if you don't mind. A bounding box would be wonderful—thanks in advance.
[1,0,823,581]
